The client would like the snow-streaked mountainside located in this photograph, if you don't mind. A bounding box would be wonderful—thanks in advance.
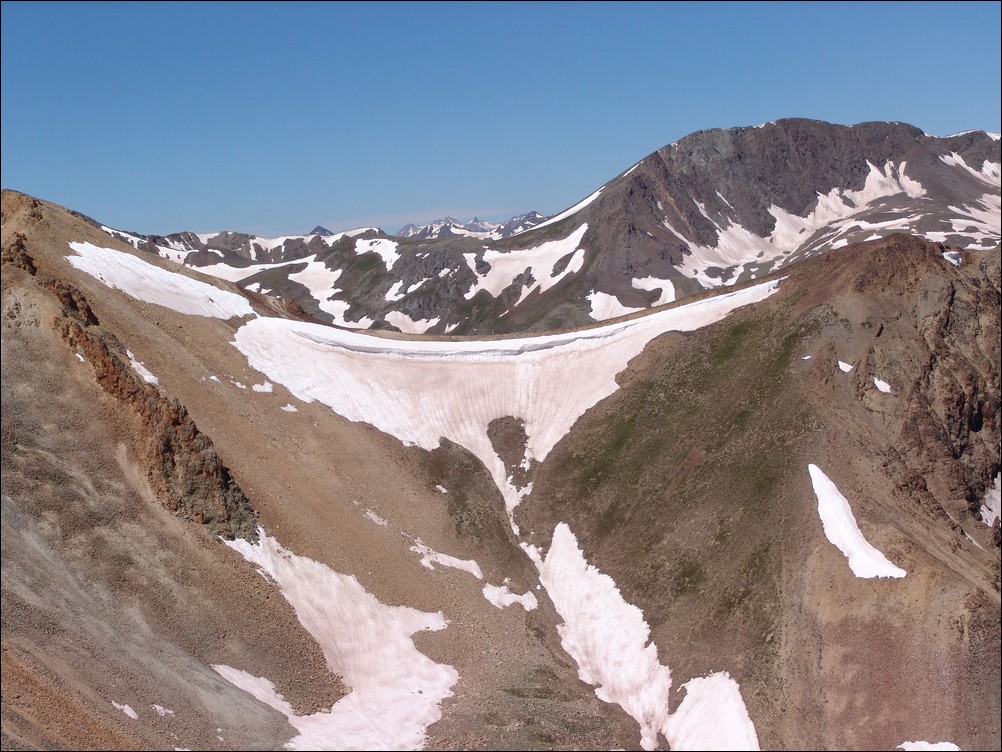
[2,118,1000,752]
[98,119,1000,336]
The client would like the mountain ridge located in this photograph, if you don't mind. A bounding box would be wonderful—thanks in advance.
[86,118,999,338]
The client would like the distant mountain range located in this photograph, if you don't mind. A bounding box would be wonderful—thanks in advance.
[97,118,1000,336]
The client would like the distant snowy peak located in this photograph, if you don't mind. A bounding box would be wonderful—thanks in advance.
[308,225,336,236]
[395,217,472,239]
[496,211,547,237]
[393,211,545,240]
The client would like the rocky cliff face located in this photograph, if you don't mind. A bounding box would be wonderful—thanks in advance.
[2,230,259,541]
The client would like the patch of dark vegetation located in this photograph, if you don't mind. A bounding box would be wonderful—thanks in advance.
[670,555,706,596]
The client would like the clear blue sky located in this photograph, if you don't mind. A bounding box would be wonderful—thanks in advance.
[2,1,1000,236]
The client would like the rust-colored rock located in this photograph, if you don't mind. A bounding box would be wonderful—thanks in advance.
[47,280,258,540]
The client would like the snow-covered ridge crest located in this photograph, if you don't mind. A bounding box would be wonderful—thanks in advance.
[529,187,603,232]
[100,224,376,264]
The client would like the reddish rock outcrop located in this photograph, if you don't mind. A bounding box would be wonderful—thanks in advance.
[2,242,259,540]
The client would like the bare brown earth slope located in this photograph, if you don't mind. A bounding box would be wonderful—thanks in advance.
[2,189,1000,750]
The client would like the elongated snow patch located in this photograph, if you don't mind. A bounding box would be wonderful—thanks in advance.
[526,523,759,751]
[219,530,457,750]
[808,464,906,578]
[67,241,255,319]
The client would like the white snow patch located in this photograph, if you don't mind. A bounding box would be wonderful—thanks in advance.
[531,188,603,232]
[838,361,853,373]
[946,191,1002,249]
[364,509,388,527]
[410,539,483,579]
[434,485,448,494]
[801,355,812,360]
[252,381,274,393]
[288,258,344,306]
[663,673,762,751]
[318,299,375,330]
[942,251,962,266]
[152,704,175,717]
[896,743,960,751]
[384,276,433,303]
[808,464,906,578]
[232,277,782,530]
[281,403,298,412]
[526,522,759,751]
[587,291,642,321]
[631,276,676,306]
[940,152,1002,188]
[673,160,929,288]
[100,225,144,249]
[384,280,406,302]
[384,311,440,334]
[67,242,255,319]
[111,701,138,720]
[355,238,400,269]
[873,377,892,393]
[75,352,85,362]
[344,227,378,239]
[125,350,159,385]
[463,224,588,303]
[980,473,1001,528]
[219,530,457,750]
[482,582,538,611]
